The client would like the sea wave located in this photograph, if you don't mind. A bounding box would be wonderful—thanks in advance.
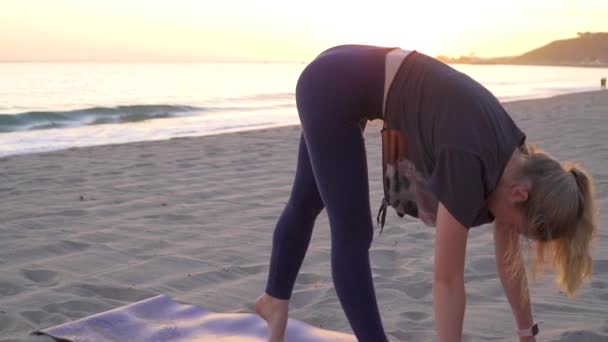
[0,90,299,133]
[0,105,201,133]
[0,100,296,133]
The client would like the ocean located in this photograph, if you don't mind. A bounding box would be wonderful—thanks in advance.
[0,62,606,157]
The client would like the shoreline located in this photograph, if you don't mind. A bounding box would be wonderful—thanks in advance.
[1,89,606,159]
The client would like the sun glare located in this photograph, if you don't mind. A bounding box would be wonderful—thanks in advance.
[0,0,606,62]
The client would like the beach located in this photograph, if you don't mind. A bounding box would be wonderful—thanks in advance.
[1,90,607,341]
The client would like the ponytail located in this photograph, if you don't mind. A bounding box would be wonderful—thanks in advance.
[517,146,598,297]
[547,165,597,296]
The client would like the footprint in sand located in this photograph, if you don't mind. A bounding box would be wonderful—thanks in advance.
[45,240,90,255]
[61,283,155,302]
[409,231,433,240]
[558,330,608,341]
[370,249,399,266]
[296,272,323,285]
[389,329,433,341]
[290,287,330,308]
[43,300,111,319]
[22,269,58,285]
[228,264,266,277]
[20,310,48,325]
[402,280,433,299]
[468,256,496,275]
[0,281,23,297]
[0,314,35,336]
[400,311,430,321]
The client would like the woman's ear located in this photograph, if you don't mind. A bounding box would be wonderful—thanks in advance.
[510,184,529,203]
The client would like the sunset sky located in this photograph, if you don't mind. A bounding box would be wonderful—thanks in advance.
[1,0,606,62]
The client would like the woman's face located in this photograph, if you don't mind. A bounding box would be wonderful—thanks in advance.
[494,201,529,235]
[489,182,530,235]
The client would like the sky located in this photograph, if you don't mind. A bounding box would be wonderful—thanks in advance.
[1,0,606,62]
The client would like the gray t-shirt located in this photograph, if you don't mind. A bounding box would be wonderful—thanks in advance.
[383,52,526,228]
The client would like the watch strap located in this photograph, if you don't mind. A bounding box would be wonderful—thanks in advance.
[517,322,539,337]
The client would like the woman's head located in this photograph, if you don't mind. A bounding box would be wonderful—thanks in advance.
[491,144,598,296]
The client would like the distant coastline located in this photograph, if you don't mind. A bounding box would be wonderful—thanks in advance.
[437,32,608,68]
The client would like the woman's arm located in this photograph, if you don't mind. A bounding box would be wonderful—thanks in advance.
[433,202,468,342]
[493,223,535,342]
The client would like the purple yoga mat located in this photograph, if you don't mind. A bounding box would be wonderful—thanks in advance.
[34,294,356,341]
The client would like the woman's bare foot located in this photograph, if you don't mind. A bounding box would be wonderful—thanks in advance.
[255,293,289,342]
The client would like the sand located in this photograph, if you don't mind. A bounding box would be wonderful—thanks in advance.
[1,90,607,342]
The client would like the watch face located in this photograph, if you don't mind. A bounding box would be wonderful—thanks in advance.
[532,323,539,336]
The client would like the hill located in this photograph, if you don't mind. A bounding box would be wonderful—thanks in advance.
[437,32,608,67]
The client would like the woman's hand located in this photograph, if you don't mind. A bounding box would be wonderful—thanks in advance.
[494,224,536,340]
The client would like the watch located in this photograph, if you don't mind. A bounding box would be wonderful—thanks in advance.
[517,322,539,337]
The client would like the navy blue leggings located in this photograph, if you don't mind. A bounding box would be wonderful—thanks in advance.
[265,45,391,341]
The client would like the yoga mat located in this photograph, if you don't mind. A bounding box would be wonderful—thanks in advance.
[33,294,356,341]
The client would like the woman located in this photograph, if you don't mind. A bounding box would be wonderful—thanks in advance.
[254,45,598,342]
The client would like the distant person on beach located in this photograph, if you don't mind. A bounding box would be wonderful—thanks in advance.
[601,77,606,89]
[254,45,598,342]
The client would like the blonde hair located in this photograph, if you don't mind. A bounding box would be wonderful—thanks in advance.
[512,145,598,297]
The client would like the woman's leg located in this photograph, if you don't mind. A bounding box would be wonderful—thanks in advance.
[292,48,388,341]
[266,133,325,298]
[258,44,389,342]
[300,109,386,342]
[256,133,324,342]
